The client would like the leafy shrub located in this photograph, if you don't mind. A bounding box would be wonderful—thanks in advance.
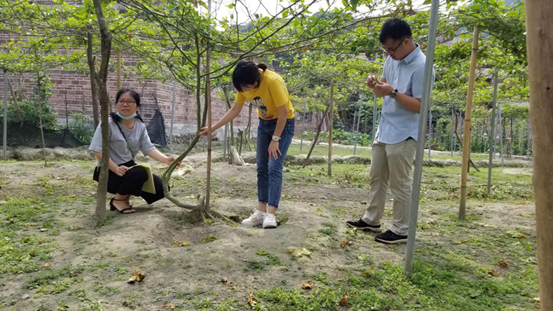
[69,113,94,144]
[7,100,58,130]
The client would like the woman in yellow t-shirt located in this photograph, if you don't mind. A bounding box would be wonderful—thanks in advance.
[200,61,295,229]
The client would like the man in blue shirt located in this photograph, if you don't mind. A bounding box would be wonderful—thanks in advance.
[347,18,434,244]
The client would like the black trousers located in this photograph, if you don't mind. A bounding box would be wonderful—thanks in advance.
[93,160,165,204]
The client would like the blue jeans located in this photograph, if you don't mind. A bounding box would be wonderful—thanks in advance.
[256,118,295,208]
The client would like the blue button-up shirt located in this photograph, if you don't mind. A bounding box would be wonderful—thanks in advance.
[375,45,435,145]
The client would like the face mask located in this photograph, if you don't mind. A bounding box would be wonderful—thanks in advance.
[116,112,137,120]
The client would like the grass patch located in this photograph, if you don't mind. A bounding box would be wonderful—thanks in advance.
[201,236,218,244]
[27,265,84,294]
[252,258,536,310]
[318,222,337,237]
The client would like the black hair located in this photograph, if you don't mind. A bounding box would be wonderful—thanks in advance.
[379,18,412,44]
[232,61,268,92]
[111,88,144,122]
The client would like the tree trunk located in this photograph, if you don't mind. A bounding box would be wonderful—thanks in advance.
[245,104,253,151]
[525,1,553,309]
[304,100,332,167]
[327,80,334,177]
[223,86,236,164]
[36,72,47,168]
[205,12,212,212]
[460,26,479,219]
[87,30,100,129]
[8,81,22,122]
[92,0,113,225]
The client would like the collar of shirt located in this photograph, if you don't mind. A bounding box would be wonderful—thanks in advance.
[400,44,420,65]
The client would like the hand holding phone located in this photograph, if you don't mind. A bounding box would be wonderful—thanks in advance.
[367,75,380,88]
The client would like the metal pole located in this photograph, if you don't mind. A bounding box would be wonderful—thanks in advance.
[3,70,7,160]
[223,105,228,157]
[353,107,358,155]
[405,0,439,276]
[428,109,432,159]
[487,71,499,195]
[327,80,334,177]
[372,95,377,140]
[519,120,525,156]
[170,83,176,152]
[353,100,362,155]
[527,117,531,157]
[451,109,454,157]
[300,125,304,152]
[300,103,307,152]
[482,122,486,153]
[498,102,504,167]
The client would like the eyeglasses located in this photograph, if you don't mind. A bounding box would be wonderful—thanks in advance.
[118,100,136,106]
[381,37,407,55]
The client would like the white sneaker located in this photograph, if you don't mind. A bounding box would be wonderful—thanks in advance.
[242,210,266,227]
[263,213,277,229]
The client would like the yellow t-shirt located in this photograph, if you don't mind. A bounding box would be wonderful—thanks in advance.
[235,70,295,120]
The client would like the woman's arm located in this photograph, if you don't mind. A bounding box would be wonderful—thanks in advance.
[147,148,173,165]
[200,102,244,135]
[272,105,288,138]
[94,152,128,176]
[268,105,289,160]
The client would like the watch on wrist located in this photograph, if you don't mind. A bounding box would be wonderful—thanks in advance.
[272,135,281,142]
[389,88,399,99]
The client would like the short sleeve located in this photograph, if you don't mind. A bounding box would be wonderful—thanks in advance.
[140,127,156,155]
[267,76,290,107]
[89,123,104,152]
[235,92,246,105]
[381,57,390,81]
[411,66,435,99]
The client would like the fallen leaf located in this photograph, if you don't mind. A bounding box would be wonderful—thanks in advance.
[459,239,469,243]
[43,263,50,267]
[340,240,354,248]
[128,269,146,283]
[488,269,498,276]
[301,282,314,290]
[247,293,257,306]
[172,240,189,247]
[163,304,176,309]
[339,293,349,306]
[288,247,312,258]
[498,259,509,268]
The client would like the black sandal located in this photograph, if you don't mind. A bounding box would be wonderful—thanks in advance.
[110,198,135,214]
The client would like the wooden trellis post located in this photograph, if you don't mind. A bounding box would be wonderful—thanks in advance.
[525,0,553,308]
[459,26,479,219]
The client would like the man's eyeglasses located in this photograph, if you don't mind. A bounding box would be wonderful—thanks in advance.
[118,100,136,106]
[381,37,407,55]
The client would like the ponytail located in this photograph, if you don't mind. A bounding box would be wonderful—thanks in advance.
[257,63,268,71]
[233,60,267,92]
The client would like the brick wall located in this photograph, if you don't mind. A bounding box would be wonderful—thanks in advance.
[3,69,257,134]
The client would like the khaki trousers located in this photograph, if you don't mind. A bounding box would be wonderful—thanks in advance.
[362,139,417,236]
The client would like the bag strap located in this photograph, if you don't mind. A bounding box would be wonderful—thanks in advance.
[114,121,135,158]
